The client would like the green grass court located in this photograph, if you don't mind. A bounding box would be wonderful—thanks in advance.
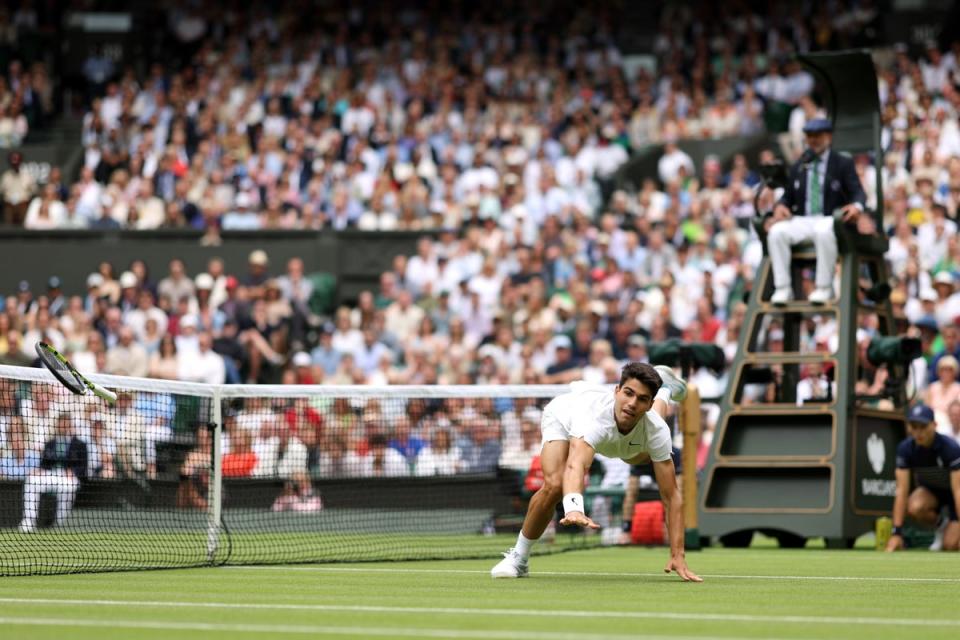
[1,543,957,640]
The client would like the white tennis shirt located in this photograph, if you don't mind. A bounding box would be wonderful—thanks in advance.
[542,381,673,462]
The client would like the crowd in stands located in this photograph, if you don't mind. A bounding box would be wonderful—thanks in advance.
[3,2,960,508]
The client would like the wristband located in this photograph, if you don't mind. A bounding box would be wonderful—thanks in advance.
[562,493,585,515]
[891,526,903,536]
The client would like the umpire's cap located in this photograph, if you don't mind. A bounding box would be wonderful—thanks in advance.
[803,118,833,134]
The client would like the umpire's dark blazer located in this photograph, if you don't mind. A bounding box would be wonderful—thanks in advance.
[778,150,867,216]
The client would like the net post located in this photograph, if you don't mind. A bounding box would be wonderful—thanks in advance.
[680,383,701,550]
[207,387,224,563]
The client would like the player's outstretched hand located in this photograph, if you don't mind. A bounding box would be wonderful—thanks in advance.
[885,535,904,552]
[665,555,703,582]
[559,511,601,529]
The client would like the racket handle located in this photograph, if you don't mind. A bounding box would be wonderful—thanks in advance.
[90,381,118,404]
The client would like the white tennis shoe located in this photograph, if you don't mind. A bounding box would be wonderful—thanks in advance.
[930,518,948,551]
[654,365,688,402]
[490,548,529,578]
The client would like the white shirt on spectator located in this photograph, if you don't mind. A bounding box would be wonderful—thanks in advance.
[404,255,439,298]
[657,147,694,184]
[415,446,463,476]
[917,218,956,270]
[343,448,409,477]
[24,197,66,229]
[936,293,960,328]
[177,349,226,384]
[253,435,308,479]
[384,302,424,343]
[124,307,169,341]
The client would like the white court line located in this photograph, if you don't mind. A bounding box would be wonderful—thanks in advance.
[0,597,957,628]
[0,616,804,640]
[222,565,960,584]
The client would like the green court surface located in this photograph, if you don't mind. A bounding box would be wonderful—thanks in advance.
[0,545,957,640]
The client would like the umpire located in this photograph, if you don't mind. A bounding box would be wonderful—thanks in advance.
[767,118,866,306]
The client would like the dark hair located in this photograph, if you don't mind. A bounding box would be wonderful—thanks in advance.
[619,362,662,394]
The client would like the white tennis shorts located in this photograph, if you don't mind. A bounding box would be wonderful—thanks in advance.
[540,408,571,446]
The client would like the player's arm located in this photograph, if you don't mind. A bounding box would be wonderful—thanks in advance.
[885,468,911,552]
[558,437,600,529]
[653,458,702,582]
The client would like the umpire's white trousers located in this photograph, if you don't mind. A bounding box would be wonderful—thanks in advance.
[767,215,837,289]
[20,470,79,528]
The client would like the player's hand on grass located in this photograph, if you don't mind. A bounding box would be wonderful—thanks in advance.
[665,555,703,582]
[559,511,600,529]
[885,534,904,552]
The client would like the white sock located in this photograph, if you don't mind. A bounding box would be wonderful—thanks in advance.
[515,532,536,559]
[655,387,673,404]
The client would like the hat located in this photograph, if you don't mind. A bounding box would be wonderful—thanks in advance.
[47,276,61,289]
[915,316,939,332]
[195,273,214,290]
[803,118,833,134]
[551,334,573,350]
[17,280,29,292]
[249,249,269,266]
[627,334,647,348]
[907,403,935,424]
[933,272,955,287]
[225,275,239,290]
[919,289,938,302]
[86,273,104,288]
[588,300,607,315]
[292,351,312,367]
[179,315,197,329]
[119,271,138,288]
[769,328,785,342]
[321,321,335,334]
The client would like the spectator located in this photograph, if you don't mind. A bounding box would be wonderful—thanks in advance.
[348,432,408,478]
[0,416,39,479]
[177,331,226,384]
[23,184,65,229]
[415,428,464,476]
[177,427,211,510]
[105,326,149,378]
[148,333,179,380]
[941,400,960,444]
[157,259,195,310]
[926,356,960,420]
[18,413,88,532]
[222,428,257,478]
[86,413,116,479]
[499,416,542,473]
[1,151,34,225]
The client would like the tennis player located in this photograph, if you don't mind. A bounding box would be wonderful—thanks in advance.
[492,362,701,581]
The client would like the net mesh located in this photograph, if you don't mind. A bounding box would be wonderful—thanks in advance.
[0,364,605,576]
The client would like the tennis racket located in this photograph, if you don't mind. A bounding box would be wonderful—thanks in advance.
[35,341,117,404]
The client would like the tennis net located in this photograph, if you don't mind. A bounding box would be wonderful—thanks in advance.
[0,364,606,576]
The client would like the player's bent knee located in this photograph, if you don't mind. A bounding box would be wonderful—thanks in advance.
[539,478,563,503]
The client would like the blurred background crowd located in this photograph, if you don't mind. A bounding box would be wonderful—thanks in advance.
[1,0,960,481]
